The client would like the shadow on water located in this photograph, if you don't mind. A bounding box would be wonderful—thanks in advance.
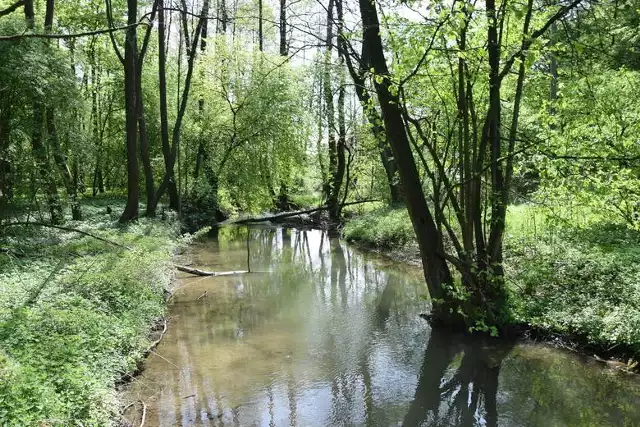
[403,328,512,427]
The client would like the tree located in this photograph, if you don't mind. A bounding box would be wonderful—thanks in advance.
[348,0,584,327]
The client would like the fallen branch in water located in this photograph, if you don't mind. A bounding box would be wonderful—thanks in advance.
[175,265,248,276]
[139,400,147,427]
[143,318,168,357]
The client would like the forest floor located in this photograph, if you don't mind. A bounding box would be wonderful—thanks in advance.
[0,196,183,426]
[343,204,640,366]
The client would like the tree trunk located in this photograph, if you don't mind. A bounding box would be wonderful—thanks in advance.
[119,0,140,222]
[195,11,207,180]
[218,0,227,34]
[258,0,263,51]
[153,0,209,215]
[137,81,156,216]
[23,0,33,28]
[0,99,12,202]
[42,0,81,220]
[32,105,63,224]
[356,0,454,320]
[46,109,81,220]
[279,0,287,56]
[341,33,403,205]
[323,0,336,204]
[328,0,346,224]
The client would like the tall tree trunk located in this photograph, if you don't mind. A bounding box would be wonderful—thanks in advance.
[47,109,81,220]
[44,0,82,220]
[323,0,335,203]
[218,0,227,34]
[23,0,33,28]
[156,0,178,213]
[137,75,156,216]
[32,105,63,224]
[486,0,505,269]
[152,0,209,215]
[195,13,207,180]
[328,0,346,223]
[119,0,140,222]
[25,0,63,224]
[279,0,286,56]
[341,20,403,205]
[0,100,12,203]
[258,0,263,51]
[356,0,454,320]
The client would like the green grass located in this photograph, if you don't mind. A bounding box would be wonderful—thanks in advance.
[344,205,640,353]
[0,199,180,426]
[343,207,415,249]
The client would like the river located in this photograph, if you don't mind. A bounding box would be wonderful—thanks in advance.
[123,226,640,427]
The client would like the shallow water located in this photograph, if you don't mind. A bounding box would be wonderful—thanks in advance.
[124,226,640,427]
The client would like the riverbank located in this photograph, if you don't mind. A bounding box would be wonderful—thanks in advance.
[0,198,181,426]
[343,205,640,368]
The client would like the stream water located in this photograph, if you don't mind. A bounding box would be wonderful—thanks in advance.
[124,226,640,427]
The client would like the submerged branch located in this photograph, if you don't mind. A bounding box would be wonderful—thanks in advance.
[176,265,248,276]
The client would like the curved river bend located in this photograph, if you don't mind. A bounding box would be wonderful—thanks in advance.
[124,226,640,427]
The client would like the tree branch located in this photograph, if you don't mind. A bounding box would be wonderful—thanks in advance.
[0,21,149,41]
[0,0,25,18]
[498,0,584,81]
[0,222,132,249]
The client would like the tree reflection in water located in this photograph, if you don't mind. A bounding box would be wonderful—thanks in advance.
[403,328,512,427]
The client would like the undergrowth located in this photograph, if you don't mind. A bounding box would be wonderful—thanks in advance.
[0,199,180,426]
[344,205,640,353]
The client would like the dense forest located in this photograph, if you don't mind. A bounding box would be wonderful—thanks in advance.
[0,0,639,424]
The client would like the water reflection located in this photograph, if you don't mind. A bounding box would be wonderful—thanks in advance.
[123,227,640,427]
[403,329,511,427]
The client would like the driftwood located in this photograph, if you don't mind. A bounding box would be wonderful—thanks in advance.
[175,265,248,277]
[212,199,381,227]
[143,318,168,357]
[139,401,147,427]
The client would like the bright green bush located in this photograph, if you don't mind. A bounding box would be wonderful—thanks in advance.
[343,208,415,249]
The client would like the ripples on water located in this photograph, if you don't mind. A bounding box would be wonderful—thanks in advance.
[123,227,640,427]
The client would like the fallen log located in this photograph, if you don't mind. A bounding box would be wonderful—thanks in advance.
[175,265,249,277]
[212,199,382,227]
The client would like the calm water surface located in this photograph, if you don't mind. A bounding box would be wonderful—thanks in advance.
[124,227,640,427]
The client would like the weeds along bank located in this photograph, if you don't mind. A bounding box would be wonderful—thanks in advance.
[0,201,183,426]
[344,205,640,356]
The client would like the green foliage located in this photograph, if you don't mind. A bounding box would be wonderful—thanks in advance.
[187,38,311,214]
[506,219,640,351]
[345,205,640,350]
[0,201,178,426]
[343,207,415,249]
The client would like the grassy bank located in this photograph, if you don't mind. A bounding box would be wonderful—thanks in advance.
[0,199,180,426]
[344,205,640,356]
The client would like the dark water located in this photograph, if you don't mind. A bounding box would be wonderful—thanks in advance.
[124,227,640,427]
